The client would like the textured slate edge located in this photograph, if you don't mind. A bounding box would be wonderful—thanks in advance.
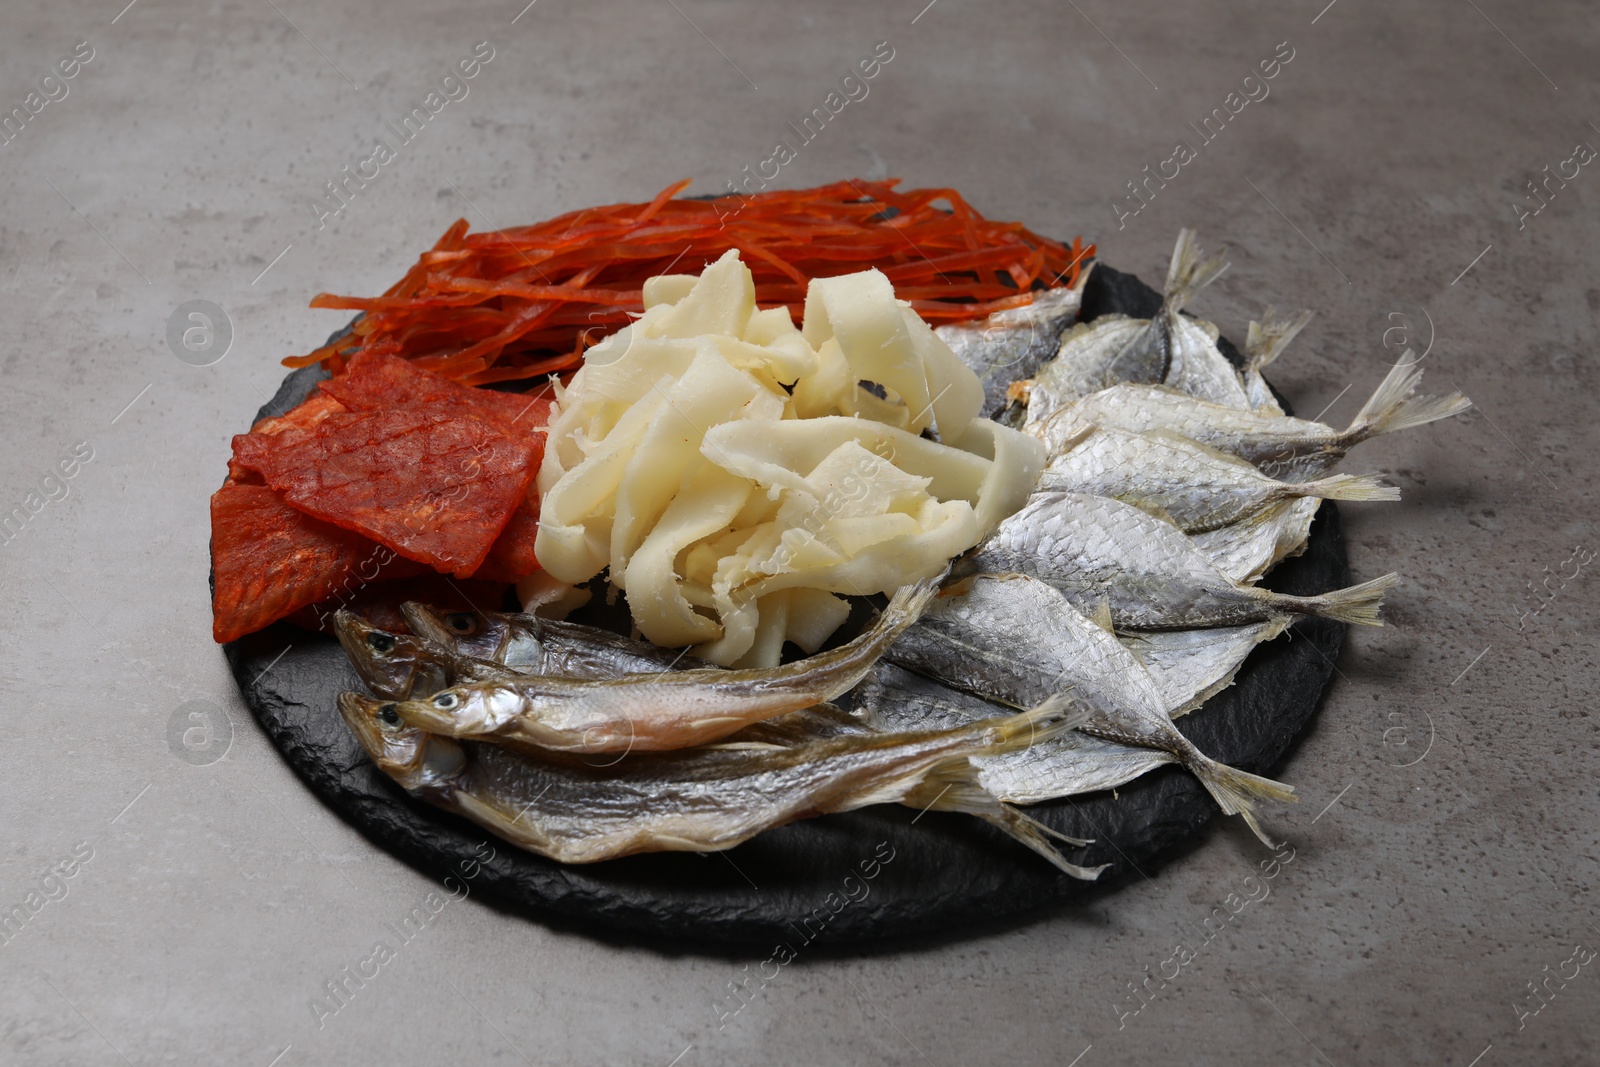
[220,263,1349,950]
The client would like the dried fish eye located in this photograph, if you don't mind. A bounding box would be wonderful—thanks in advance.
[434,692,460,710]
[378,704,401,726]
[367,632,397,654]
[445,612,477,635]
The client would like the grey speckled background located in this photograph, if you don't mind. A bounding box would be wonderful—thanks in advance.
[1,1,1595,1064]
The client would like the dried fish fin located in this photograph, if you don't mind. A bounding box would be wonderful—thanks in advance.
[973,693,1092,754]
[1291,571,1399,627]
[1107,229,1230,385]
[1192,756,1297,848]
[906,768,1106,879]
[1162,228,1231,315]
[1245,306,1314,374]
[1243,307,1313,414]
[1288,472,1400,504]
[979,810,1109,880]
[1344,356,1473,442]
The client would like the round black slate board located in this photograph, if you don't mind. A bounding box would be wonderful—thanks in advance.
[222,262,1349,949]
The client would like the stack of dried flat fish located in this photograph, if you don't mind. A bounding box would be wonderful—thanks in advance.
[862,229,1470,849]
[332,229,1470,878]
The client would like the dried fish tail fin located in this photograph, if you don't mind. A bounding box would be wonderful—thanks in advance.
[1269,572,1398,627]
[1274,472,1402,505]
[1191,755,1297,848]
[906,771,1108,880]
[1162,228,1231,315]
[978,693,1093,754]
[885,569,947,623]
[977,808,1110,881]
[1245,307,1315,373]
[1343,357,1473,444]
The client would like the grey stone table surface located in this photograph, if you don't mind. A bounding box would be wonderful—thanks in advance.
[1,1,1595,1064]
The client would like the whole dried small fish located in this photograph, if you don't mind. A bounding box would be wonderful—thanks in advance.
[391,576,942,753]
[338,690,1103,874]
[1033,357,1471,477]
[881,574,1294,843]
[1018,230,1241,427]
[401,602,704,679]
[1039,426,1397,533]
[1190,496,1322,583]
[338,609,1093,864]
[970,492,1397,630]
[1242,307,1314,416]
[935,280,1089,419]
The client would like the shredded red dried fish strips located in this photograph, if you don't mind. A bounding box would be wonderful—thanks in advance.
[320,348,555,438]
[231,409,537,578]
[286,575,510,637]
[284,179,1093,383]
[210,484,425,643]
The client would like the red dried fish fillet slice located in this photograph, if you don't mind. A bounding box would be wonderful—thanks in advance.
[210,484,426,643]
[249,391,349,436]
[319,349,554,438]
[225,392,351,486]
[471,493,542,583]
[232,409,537,578]
[310,351,553,581]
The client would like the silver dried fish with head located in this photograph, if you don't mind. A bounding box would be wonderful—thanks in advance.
[390,576,942,753]
[338,690,1103,875]
[335,611,508,701]
[401,601,706,679]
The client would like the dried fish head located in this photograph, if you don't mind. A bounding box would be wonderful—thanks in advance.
[399,683,530,741]
[337,691,465,791]
[333,610,450,701]
[401,602,538,667]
